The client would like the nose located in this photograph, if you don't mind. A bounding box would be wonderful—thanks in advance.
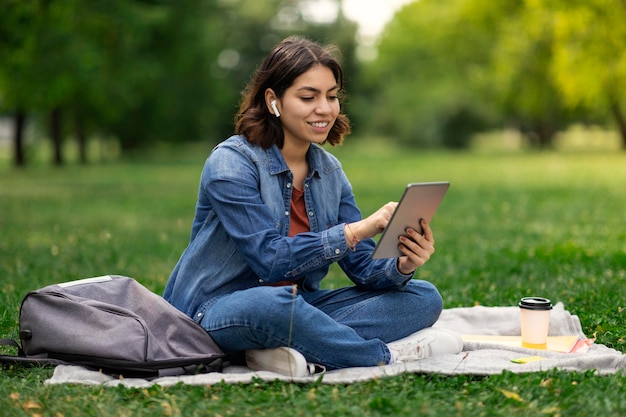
[316,98,334,114]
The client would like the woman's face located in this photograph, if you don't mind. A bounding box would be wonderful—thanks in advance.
[277,64,340,149]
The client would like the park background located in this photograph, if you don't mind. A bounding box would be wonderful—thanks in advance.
[1,1,625,416]
[1,0,626,164]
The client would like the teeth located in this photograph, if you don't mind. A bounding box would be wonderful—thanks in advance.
[310,122,328,128]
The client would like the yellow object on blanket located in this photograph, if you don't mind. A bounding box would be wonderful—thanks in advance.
[510,356,545,364]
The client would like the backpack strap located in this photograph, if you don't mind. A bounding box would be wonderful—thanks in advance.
[0,338,26,356]
[0,338,66,367]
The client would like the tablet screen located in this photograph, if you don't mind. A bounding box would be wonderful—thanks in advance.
[371,182,449,259]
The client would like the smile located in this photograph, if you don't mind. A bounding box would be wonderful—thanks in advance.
[308,122,329,128]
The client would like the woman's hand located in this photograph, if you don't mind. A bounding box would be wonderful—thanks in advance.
[344,202,398,246]
[396,219,435,275]
[344,204,436,274]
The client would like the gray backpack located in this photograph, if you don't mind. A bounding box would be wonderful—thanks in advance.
[0,275,225,378]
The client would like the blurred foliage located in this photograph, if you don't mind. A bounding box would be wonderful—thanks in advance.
[0,0,357,165]
[1,0,625,166]
[359,0,626,149]
[354,0,496,148]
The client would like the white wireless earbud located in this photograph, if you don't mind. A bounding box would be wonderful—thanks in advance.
[270,100,280,117]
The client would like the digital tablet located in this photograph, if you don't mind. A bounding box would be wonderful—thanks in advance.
[371,181,450,259]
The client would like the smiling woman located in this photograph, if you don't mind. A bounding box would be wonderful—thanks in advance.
[265,64,342,191]
[235,36,349,150]
[162,36,462,377]
[268,66,340,160]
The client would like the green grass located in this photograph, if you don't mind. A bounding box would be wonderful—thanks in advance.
[1,139,625,416]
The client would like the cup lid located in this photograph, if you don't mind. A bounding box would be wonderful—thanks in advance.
[519,297,552,310]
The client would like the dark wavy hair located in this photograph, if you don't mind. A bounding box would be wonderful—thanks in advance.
[235,36,351,149]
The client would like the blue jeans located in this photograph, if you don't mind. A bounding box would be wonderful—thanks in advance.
[197,279,443,370]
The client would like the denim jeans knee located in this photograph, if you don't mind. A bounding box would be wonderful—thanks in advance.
[196,281,442,369]
[197,286,391,368]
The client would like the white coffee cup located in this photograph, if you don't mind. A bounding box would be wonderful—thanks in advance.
[519,297,552,349]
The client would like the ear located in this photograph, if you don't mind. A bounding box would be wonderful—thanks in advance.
[265,89,279,116]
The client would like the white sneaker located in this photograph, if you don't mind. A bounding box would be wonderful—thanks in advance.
[387,327,463,363]
[245,347,316,377]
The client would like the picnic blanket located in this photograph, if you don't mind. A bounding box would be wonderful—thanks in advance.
[46,302,625,387]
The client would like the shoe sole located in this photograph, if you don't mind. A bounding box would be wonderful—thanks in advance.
[245,347,310,377]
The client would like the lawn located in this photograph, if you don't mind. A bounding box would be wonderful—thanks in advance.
[1,139,625,416]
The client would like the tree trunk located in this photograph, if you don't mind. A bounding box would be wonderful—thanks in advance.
[523,122,555,149]
[13,111,27,167]
[609,99,626,150]
[50,107,63,166]
[75,114,87,164]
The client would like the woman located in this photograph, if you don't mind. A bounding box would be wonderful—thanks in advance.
[164,36,462,376]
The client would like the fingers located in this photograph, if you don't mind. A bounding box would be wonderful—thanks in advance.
[378,201,398,230]
[398,231,434,260]
[381,202,398,223]
[361,201,398,238]
[420,219,435,245]
[402,220,435,250]
[385,201,399,211]
[396,220,435,269]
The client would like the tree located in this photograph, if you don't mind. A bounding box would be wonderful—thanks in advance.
[71,0,176,152]
[471,0,583,148]
[359,0,601,149]
[538,0,626,148]
[0,1,37,167]
[0,0,166,164]
[359,0,497,148]
[0,0,358,166]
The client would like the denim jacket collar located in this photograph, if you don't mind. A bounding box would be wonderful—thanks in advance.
[266,142,328,179]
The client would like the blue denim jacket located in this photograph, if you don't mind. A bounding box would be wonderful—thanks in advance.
[163,135,414,318]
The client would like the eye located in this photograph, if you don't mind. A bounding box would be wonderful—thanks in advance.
[301,97,314,102]
[328,95,339,101]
